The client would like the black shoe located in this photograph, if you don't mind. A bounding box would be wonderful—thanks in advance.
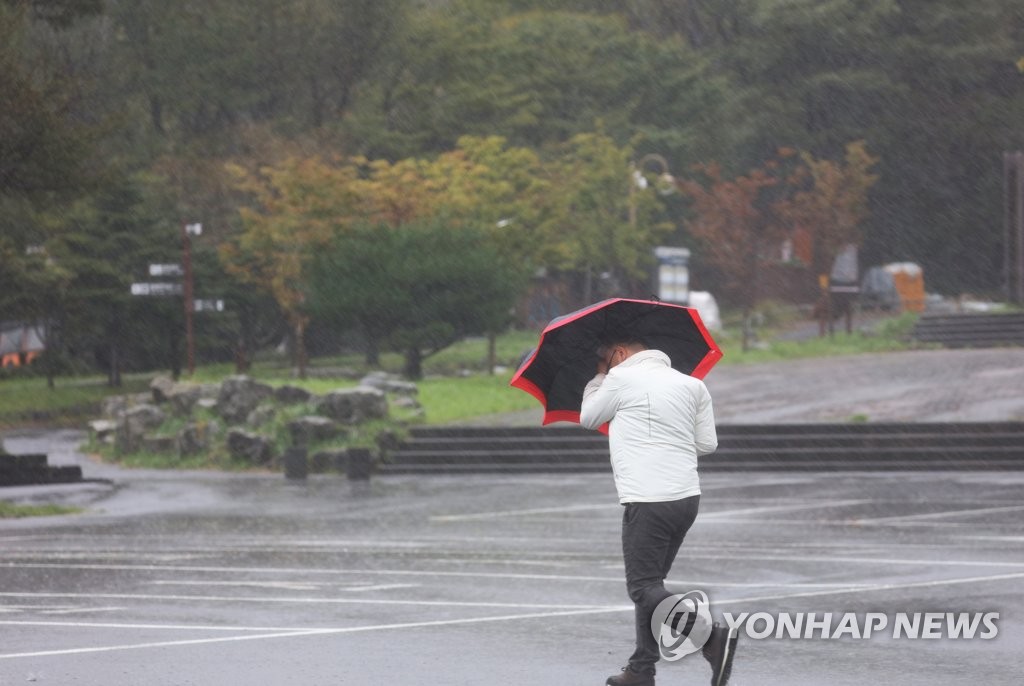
[702,622,738,686]
[605,665,655,686]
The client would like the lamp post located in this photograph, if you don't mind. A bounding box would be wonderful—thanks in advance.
[628,153,674,234]
[629,154,685,301]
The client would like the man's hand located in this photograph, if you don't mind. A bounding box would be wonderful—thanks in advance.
[597,345,621,374]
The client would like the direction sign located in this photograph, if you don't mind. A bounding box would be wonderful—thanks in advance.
[185,222,202,236]
[149,263,184,277]
[194,299,225,312]
[130,282,183,296]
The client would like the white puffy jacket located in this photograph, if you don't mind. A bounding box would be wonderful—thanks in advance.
[580,349,717,503]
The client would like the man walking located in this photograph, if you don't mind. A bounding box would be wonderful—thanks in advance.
[580,334,737,686]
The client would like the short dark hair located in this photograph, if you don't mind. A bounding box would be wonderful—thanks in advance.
[596,330,648,352]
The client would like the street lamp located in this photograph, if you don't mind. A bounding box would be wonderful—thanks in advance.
[627,154,691,304]
[628,153,675,233]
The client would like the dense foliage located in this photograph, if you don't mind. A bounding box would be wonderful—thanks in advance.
[2,0,1022,380]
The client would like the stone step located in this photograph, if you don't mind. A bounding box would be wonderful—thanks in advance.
[383,422,1024,474]
[910,313,1024,348]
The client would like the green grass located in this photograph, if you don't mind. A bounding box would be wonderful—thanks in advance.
[0,313,941,474]
[418,373,537,424]
[0,375,149,429]
[1,315,921,436]
[272,329,540,379]
[0,502,82,519]
[713,312,923,365]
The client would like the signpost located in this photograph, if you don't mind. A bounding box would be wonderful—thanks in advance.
[181,223,201,376]
[654,246,691,305]
[193,299,225,313]
[149,264,184,277]
[130,221,223,378]
[131,283,183,296]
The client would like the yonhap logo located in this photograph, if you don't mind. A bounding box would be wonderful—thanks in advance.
[651,590,714,661]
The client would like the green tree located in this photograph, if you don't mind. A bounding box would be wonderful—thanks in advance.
[0,3,98,200]
[3,0,102,28]
[108,0,405,140]
[542,132,671,304]
[344,6,726,162]
[308,221,525,380]
[0,0,113,385]
[863,0,1024,293]
[220,155,360,377]
[48,175,181,386]
[694,0,1024,294]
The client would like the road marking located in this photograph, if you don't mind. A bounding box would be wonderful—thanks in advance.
[147,580,325,591]
[854,504,1024,524]
[40,606,126,615]
[0,620,339,632]
[715,570,1024,606]
[677,551,1024,569]
[954,534,1024,543]
[0,628,345,659]
[143,580,418,593]
[423,487,831,524]
[0,606,626,660]
[700,499,873,519]
[0,562,627,583]
[0,592,610,611]
[1,570,1022,661]
[0,605,125,615]
[4,549,1023,592]
[430,503,612,522]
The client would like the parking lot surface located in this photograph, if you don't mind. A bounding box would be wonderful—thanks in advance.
[2,445,1022,685]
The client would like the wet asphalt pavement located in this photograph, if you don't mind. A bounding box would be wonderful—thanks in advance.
[2,430,1023,685]
[3,348,1024,685]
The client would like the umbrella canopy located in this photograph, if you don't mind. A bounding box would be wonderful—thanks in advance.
[510,298,722,428]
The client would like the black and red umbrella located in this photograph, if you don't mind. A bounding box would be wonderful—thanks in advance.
[510,298,723,428]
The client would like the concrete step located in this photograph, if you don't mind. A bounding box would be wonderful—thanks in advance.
[405,422,1024,439]
[911,313,1024,348]
[399,433,1024,452]
[384,422,1024,473]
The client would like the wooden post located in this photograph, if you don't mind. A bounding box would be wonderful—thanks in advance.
[181,223,196,376]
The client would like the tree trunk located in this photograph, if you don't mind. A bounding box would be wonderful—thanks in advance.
[741,305,753,353]
[742,238,762,352]
[295,320,308,380]
[487,331,497,375]
[363,322,381,366]
[403,346,423,380]
[234,336,251,373]
[169,324,182,381]
[108,340,121,388]
[365,342,380,367]
[42,318,55,390]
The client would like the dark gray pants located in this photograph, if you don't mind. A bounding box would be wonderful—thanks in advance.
[621,496,700,675]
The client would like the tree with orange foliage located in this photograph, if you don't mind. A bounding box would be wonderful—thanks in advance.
[220,156,361,377]
[679,144,878,347]
[676,153,796,350]
[220,137,546,375]
[782,141,879,279]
